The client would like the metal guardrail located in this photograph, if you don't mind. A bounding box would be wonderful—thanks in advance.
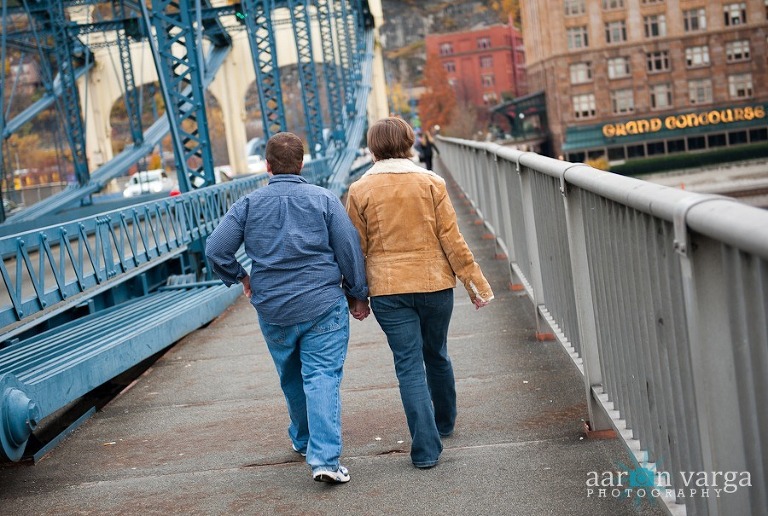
[0,175,267,340]
[438,137,768,516]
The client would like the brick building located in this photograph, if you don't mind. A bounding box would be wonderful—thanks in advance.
[520,0,768,161]
[425,22,526,108]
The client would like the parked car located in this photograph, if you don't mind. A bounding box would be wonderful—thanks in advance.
[123,169,174,198]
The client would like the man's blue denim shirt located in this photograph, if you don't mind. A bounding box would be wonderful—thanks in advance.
[205,174,368,325]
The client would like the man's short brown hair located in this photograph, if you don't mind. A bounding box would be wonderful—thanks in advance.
[367,117,415,161]
[265,132,305,174]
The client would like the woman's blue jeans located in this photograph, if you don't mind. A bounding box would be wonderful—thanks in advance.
[371,288,456,468]
[257,297,349,473]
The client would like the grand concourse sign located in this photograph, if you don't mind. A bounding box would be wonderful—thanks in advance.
[602,105,766,138]
[562,102,768,158]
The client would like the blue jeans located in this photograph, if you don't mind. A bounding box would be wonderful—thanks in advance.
[257,296,349,473]
[371,289,456,467]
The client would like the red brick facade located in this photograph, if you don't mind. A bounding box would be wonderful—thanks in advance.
[425,22,526,108]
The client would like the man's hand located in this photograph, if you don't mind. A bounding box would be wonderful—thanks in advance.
[349,297,370,320]
[241,274,252,298]
[473,297,489,310]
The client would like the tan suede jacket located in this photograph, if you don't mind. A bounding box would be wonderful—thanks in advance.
[345,158,494,302]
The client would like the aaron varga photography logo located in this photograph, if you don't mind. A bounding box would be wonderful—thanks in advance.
[586,455,751,500]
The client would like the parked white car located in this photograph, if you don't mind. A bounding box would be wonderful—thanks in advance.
[123,169,174,198]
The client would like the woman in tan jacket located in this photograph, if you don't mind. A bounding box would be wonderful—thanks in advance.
[346,117,493,469]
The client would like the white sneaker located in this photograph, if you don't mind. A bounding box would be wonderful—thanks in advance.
[312,465,350,483]
[291,444,307,457]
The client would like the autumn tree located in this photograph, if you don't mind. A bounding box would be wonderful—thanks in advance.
[444,101,483,140]
[418,55,456,134]
[388,80,412,118]
[491,0,521,26]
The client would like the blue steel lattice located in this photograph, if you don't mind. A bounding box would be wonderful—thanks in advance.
[336,0,357,116]
[316,0,344,145]
[112,0,144,146]
[288,0,326,161]
[141,0,219,192]
[240,0,287,137]
[46,0,92,189]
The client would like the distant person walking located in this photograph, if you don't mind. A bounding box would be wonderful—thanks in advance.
[416,131,439,171]
[206,132,370,484]
[346,117,494,469]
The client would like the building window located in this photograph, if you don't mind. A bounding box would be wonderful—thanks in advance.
[683,8,707,31]
[750,127,768,142]
[627,144,646,158]
[729,131,748,145]
[667,139,686,153]
[564,0,586,16]
[646,51,671,72]
[685,46,710,67]
[688,78,713,104]
[650,83,672,109]
[444,61,456,73]
[439,42,453,55]
[607,146,626,161]
[570,62,593,84]
[647,141,665,156]
[482,75,495,88]
[644,14,667,38]
[725,40,751,62]
[642,0,664,4]
[477,37,491,50]
[567,26,589,49]
[480,56,493,69]
[607,57,631,79]
[605,21,627,44]
[611,89,635,114]
[728,73,753,98]
[724,3,747,25]
[573,93,596,119]
[602,0,624,9]
[688,136,706,150]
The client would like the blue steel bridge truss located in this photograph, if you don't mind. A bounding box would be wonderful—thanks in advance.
[0,0,375,462]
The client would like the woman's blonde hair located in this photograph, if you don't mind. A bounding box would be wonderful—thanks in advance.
[367,117,415,161]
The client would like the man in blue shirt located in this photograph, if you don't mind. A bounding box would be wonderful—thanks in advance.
[205,132,369,484]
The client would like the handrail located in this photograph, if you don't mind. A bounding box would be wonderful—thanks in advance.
[0,175,267,340]
[438,136,768,516]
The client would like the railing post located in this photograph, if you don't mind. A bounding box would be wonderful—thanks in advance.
[675,198,752,516]
[494,158,516,268]
[562,168,612,432]
[516,154,549,339]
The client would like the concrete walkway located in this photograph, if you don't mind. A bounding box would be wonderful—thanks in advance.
[0,170,666,516]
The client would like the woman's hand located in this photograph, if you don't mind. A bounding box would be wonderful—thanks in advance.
[349,297,371,320]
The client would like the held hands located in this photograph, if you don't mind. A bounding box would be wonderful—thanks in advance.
[349,297,371,321]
